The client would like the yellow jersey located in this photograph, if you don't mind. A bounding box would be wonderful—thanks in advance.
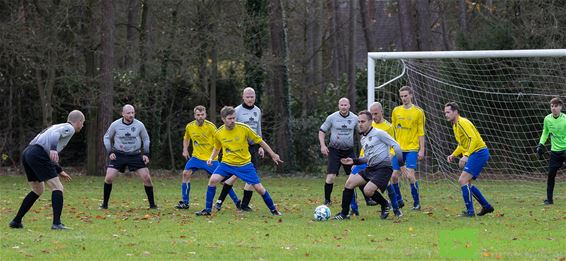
[360,120,395,157]
[391,104,425,151]
[451,116,487,157]
[214,122,263,166]
[183,120,218,161]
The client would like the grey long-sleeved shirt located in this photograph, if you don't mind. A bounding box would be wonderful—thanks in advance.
[358,127,403,167]
[29,123,76,154]
[103,119,150,155]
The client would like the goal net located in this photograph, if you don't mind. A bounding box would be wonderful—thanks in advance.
[367,49,566,193]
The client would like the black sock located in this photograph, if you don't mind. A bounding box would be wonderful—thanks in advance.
[341,188,354,216]
[103,182,112,206]
[371,192,388,207]
[52,190,63,225]
[144,186,155,207]
[13,191,40,223]
[324,183,333,201]
[241,189,253,207]
[547,169,557,201]
[217,184,233,204]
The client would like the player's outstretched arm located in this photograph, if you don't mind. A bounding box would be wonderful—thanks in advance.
[258,141,284,165]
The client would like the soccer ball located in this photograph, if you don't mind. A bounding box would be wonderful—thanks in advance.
[313,205,331,221]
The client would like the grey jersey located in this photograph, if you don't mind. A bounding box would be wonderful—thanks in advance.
[320,111,358,150]
[361,127,403,167]
[104,118,150,154]
[235,104,262,137]
[29,123,76,154]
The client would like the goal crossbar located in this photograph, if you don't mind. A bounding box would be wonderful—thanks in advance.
[367,49,566,108]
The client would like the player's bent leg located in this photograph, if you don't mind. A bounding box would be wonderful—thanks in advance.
[391,170,404,208]
[364,181,390,219]
[177,170,193,209]
[334,175,364,219]
[45,177,66,228]
[101,168,119,209]
[406,168,420,210]
[324,173,337,205]
[136,168,157,209]
[196,174,225,216]
[214,175,239,211]
[458,173,475,217]
[10,181,44,228]
[251,183,281,215]
[240,183,255,211]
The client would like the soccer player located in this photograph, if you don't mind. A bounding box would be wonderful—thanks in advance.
[216,87,263,212]
[444,102,494,217]
[391,86,425,210]
[9,110,85,230]
[175,105,240,210]
[195,106,283,216]
[319,98,374,206]
[536,97,566,205]
[100,104,157,209]
[333,110,405,220]
[351,102,403,217]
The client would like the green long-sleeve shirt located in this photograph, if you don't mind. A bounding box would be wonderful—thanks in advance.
[539,112,566,152]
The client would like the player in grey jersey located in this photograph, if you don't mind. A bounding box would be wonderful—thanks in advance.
[9,110,85,230]
[333,111,407,220]
[319,97,376,207]
[100,104,157,209]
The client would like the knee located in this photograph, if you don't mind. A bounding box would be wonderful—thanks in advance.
[254,185,265,195]
[458,177,468,186]
[32,187,44,196]
[182,171,192,181]
[363,188,374,197]
[325,175,336,183]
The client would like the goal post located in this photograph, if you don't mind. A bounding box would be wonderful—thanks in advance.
[367,49,566,187]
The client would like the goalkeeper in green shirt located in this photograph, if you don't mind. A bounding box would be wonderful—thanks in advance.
[537,97,566,205]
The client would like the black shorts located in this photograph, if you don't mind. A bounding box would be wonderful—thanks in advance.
[108,152,147,173]
[22,145,58,182]
[249,144,260,169]
[360,165,393,193]
[549,150,566,171]
[327,147,356,175]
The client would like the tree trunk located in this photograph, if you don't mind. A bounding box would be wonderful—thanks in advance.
[397,0,418,51]
[415,0,433,50]
[98,0,115,175]
[138,0,148,78]
[347,0,356,112]
[359,0,375,52]
[244,0,268,107]
[458,0,467,33]
[268,0,291,172]
[123,0,139,69]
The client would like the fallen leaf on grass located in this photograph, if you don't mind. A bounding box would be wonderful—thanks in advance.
[482,251,491,257]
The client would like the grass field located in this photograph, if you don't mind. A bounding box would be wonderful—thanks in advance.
[1,174,564,260]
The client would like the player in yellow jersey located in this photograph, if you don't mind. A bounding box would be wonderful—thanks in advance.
[175,106,240,210]
[391,86,425,210]
[195,106,284,216]
[444,102,494,217]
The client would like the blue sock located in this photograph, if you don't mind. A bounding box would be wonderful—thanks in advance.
[387,185,399,210]
[393,183,403,201]
[410,181,420,206]
[350,190,359,214]
[228,188,240,205]
[181,182,191,203]
[205,185,216,211]
[261,190,276,211]
[470,185,491,208]
[461,185,474,214]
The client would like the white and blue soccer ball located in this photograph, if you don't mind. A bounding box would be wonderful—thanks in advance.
[313,205,331,221]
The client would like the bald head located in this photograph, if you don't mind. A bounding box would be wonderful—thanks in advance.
[67,110,85,132]
[242,87,256,107]
[369,102,384,123]
[338,97,351,115]
[122,104,136,123]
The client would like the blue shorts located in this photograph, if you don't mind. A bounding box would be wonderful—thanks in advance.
[392,152,418,170]
[463,148,490,179]
[214,162,260,185]
[351,163,368,175]
[184,157,219,175]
